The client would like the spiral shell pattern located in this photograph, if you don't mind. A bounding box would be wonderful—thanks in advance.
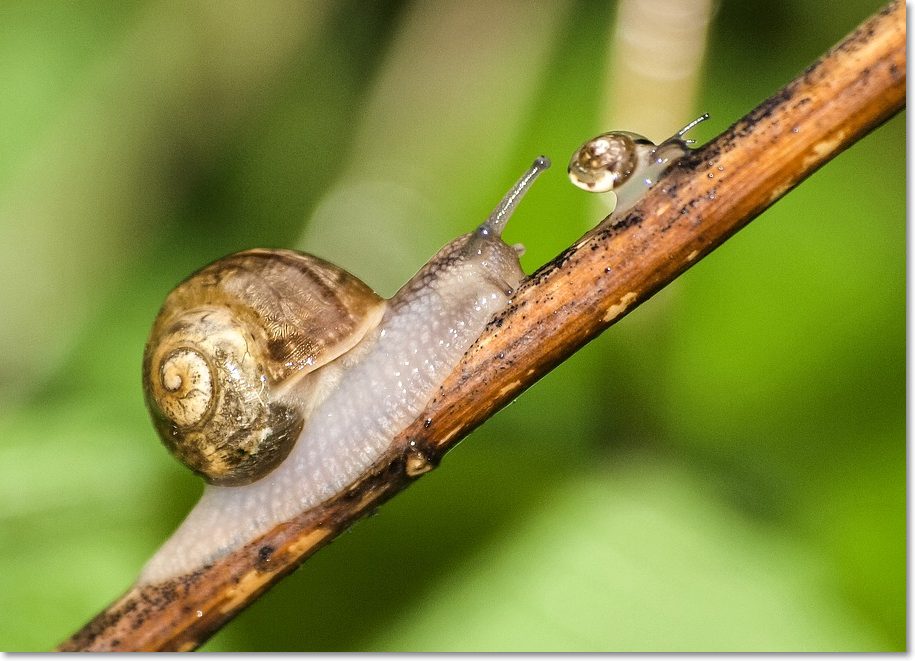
[567,131,655,193]
[142,249,385,485]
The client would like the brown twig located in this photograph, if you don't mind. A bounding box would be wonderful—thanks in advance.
[59,1,905,651]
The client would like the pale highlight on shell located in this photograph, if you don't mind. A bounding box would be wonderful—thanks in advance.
[157,348,213,427]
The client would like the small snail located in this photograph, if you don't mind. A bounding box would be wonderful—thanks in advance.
[139,156,550,581]
[568,113,709,216]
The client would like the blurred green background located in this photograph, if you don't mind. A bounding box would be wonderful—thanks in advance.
[0,0,904,652]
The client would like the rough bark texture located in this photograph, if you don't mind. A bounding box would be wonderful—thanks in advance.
[59,1,905,652]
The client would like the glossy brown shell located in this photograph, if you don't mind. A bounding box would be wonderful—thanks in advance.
[142,249,385,486]
[567,131,654,193]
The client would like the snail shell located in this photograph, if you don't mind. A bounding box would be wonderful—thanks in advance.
[567,130,655,193]
[142,249,384,486]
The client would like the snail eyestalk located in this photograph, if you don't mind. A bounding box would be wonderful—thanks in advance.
[676,112,710,137]
[478,156,551,239]
[661,112,711,148]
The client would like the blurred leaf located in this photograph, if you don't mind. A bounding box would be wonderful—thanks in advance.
[367,459,887,651]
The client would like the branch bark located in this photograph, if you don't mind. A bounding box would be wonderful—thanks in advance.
[60,1,905,651]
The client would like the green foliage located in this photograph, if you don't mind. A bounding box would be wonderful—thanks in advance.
[0,0,903,651]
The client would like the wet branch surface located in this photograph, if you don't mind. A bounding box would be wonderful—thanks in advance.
[60,1,904,651]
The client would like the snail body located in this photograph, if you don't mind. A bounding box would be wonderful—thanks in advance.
[140,157,550,582]
[568,113,709,217]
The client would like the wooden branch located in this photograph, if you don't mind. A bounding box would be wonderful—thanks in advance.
[59,1,905,652]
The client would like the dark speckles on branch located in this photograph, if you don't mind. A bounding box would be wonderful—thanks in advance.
[606,211,644,233]
[256,545,274,565]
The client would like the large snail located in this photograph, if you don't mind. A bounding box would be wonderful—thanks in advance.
[139,157,549,581]
[568,113,709,216]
